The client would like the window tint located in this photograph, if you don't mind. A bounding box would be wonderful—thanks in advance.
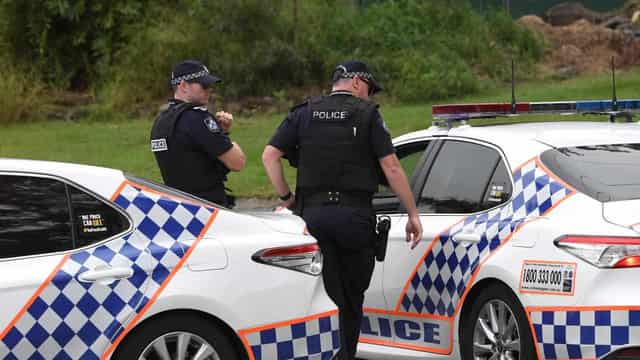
[481,160,512,208]
[540,143,640,202]
[0,175,73,258]
[69,186,129,248]
[419,140,510,213]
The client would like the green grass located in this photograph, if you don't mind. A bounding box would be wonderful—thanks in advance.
[2,68,640,197]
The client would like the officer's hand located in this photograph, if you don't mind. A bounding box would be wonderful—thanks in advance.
[406,215,423,250]
[282,192,296,210]
[215,111,233,132]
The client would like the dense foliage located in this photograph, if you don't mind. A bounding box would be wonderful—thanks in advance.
[0,0,542,121]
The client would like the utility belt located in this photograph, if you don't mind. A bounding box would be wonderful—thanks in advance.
[301,190,372,209]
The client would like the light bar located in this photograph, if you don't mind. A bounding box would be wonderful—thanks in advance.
[432,99,640,120]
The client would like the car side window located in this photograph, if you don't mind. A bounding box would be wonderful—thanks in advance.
[419,140,511,214]
[481,160,512,210]
[374,141,429,212]
[0,175,73,258]
[69,186,130,248]
[377,141,430,194]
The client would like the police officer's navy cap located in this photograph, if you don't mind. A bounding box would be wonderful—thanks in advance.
[332,60,383,94]
[171,60,221,87]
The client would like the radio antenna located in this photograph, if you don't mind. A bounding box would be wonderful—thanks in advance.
[511,58,517,114]
[612,56,618,112]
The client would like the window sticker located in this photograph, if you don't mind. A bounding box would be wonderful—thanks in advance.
[519,261,576,295]
[487,183,505,203]
[79,213,108,234]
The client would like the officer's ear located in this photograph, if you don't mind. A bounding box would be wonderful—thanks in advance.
[175,80,190,92]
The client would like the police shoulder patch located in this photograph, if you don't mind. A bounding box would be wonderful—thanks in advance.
[204,116,220,133]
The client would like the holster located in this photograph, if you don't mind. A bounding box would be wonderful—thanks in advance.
[375,215,391,262]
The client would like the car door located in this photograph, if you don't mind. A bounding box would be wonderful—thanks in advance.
[376,138,513,355]
[361,139,433,345]
[0,173,153,359]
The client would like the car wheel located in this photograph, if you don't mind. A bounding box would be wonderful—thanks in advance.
[460,283,536,360]
[112,313,239,360]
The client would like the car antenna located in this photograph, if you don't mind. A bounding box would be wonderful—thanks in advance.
[582,56,633,122]
[611,56,618,114]
[511,57,517,115]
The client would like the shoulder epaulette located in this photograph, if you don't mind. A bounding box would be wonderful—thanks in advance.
[289,98,310,112]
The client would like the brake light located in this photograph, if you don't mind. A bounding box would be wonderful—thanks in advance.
[555,235,640,268]
[252,243,323,275]
[607,347,640,359]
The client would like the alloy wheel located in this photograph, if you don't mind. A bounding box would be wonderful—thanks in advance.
[472,300,521,360]
[139,331,221,360]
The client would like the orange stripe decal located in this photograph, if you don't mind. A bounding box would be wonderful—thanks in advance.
[101,181,221,359]
[0,254,70,341]
[389,156,577,355]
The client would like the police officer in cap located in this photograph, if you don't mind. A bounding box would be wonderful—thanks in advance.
[151,60,246,207]
[262,60,423,359]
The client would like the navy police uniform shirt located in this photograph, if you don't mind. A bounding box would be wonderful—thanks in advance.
[268,91,395,161]
[170,99,233,160]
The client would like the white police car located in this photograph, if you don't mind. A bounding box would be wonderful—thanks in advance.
[0,159,333,360]
[2,98,640,360]
[358,99,640,360]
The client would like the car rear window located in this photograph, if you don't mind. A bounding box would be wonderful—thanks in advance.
[540,143,640,202]
[124,174,223,208]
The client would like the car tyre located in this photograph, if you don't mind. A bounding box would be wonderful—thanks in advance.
[112,313,239,360]
[460,282,536,360]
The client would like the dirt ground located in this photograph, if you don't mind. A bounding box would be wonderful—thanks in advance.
[518,13,640,78]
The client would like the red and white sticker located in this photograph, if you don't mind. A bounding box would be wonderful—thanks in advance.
[519,261,576,296]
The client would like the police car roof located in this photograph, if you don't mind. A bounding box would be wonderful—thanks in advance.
[395,121,640,149]
[0,158,124,183]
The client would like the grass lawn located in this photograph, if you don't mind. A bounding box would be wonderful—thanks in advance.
[2,68,640,197]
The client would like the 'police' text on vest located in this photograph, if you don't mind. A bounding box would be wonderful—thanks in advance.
[313,111,348,120]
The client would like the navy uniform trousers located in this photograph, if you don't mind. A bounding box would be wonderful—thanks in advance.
[302,206,376,360]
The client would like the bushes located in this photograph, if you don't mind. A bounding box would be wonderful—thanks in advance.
[0,0,544,121]
[0,60,44,124]
[0,0,157,90]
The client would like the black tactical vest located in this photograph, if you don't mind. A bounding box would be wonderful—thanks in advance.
[150,102,228,200]
[297,95,380,194]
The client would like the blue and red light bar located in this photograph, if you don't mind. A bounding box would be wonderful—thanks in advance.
[432,99,640,119]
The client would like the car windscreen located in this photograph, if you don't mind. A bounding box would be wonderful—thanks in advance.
[540,143,640,202]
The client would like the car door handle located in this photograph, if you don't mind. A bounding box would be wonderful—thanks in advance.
[452,232,482,244]
[78,266,133,283]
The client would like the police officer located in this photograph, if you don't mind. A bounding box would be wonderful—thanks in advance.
[151,60,246,207]
[262,60,423,359]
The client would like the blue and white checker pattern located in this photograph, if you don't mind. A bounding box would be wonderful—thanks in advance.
[0,183,216,360]
[244,313,340,360]
[530,309,640,359]
[400,160,575,317]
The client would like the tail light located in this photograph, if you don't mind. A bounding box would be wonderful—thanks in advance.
[555,236,640,268]
[252,243,323,275]
[603,347,640,360]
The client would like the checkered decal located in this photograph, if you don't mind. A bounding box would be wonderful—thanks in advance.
[400,159,575,317]
[244,313,340,360]
[0,183,216,360]
[530,309,640,359]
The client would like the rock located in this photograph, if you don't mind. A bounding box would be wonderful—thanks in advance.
[545,2,604,26]
[602,16,631,30]
[554,65,579,79]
